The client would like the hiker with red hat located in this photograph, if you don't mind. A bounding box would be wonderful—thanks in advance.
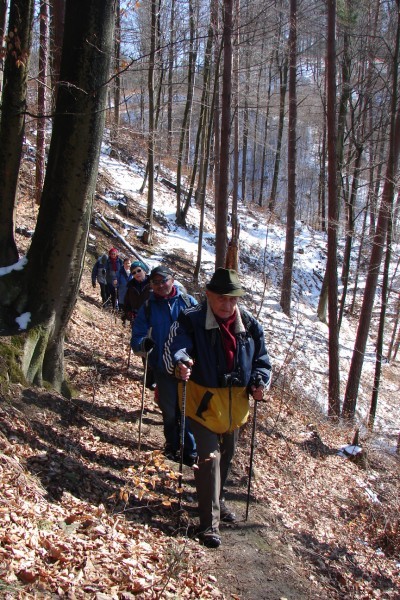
[164,268,272,548]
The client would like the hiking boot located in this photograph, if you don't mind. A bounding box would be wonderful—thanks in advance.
[164,445,178,462]
[182,453,197,467]
[199,528,221,549]
[220,501,236,523]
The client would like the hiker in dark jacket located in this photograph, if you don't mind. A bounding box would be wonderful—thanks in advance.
[91,254,108,304]
[123,260,151,325]
[131,266,198,465]
[106,248,123,308]
[164,268,272,548]
[117,258,132,313]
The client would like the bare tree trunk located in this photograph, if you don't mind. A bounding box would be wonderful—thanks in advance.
[268,52,288,214]
[338,143,363,329]
[241,47,250,204]
[176,0,196,222]
[0,0,9,93]
[112,1,121,139]
[231,0,239,234]
[167,0,175,154]
[212,0,220,219]
[258,54,273,207]
[369,220,392,429]
[317,82,327,232]
[0,0,35,267]
[280,0,297,317]
[35,0,49,206]
[180,15,215,223]
[49,0,65,106]
[144,0,157,245]
[343,5,400,418]
[326,0,340,416]
[215,0,233,268]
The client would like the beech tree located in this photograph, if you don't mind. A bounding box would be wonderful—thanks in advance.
[0,0,115,394]
[0,0,35,266]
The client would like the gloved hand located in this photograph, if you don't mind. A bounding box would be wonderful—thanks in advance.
[142,337,155,353]
[126,311,134,322]
[92,282,96,289]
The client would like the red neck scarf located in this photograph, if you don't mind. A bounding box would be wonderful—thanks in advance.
[216,311,237,371]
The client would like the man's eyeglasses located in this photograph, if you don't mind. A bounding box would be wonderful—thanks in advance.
[132,268,142,275]
[151,277,171,286]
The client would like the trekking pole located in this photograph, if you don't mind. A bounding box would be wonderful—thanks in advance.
[178,378,187,514]
[137,351,149,454]
[245,398,258,521]
[138,327,152,454]
[245,374,267,521]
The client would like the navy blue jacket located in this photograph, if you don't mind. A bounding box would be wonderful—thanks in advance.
[164,301,271,390]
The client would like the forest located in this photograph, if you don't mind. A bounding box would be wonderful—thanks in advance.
[0,0,399,598]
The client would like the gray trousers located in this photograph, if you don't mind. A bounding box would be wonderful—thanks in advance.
[188,418,239,531]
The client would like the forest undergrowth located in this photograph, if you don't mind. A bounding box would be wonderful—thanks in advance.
[0,172,399,599]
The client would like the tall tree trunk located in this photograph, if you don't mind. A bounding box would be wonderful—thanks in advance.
[258,54,273,207]
[176,0,196,223]
[343,5,400,418]
[167,0,175,153]
[49,0,65,106]
[215,0,233,268]
[0,0,115,394]
[241,48,250,204]
[0,0,9,93]
[144,0,157,244]
[231,0,239,234]
[280,0,297,317]
[180,15,215,223]
[369,221,392,429]
[112,1,121,139]
[0,0,34,267]
[268,53,288,214]
[212,0,220,218]
[35,0,49,206]
[326,0,340,416]
[338,142,363,329]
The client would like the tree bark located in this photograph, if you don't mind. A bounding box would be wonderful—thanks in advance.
[326,0,340,416]
[0,0,115,395]
[280,0,297,317]
[35,0,49,205]
[0,0,35,267]
[215,0,233,269]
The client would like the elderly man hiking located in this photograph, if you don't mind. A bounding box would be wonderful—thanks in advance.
[164,268,272,548]
[131,265,198,465]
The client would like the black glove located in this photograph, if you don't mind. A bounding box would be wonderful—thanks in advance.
[142,337,155,353]
[92,282,96,289]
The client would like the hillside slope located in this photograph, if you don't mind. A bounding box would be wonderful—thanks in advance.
[0,153,399,599]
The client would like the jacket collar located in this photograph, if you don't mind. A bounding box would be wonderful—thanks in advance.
[205,301,245,333]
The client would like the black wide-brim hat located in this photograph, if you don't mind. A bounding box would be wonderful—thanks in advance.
[206,268,245,296]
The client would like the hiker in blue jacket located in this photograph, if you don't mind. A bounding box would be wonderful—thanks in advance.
[164,268,272,548]
[117,258,132,315]
[131,265,198,465]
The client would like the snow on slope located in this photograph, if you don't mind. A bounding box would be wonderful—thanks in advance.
[98,151,400,449]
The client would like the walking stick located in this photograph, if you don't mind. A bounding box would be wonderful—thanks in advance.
[137,350,149,454]
[245,398,258,521]
[178,378,187,514]
[138,327,152,454]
